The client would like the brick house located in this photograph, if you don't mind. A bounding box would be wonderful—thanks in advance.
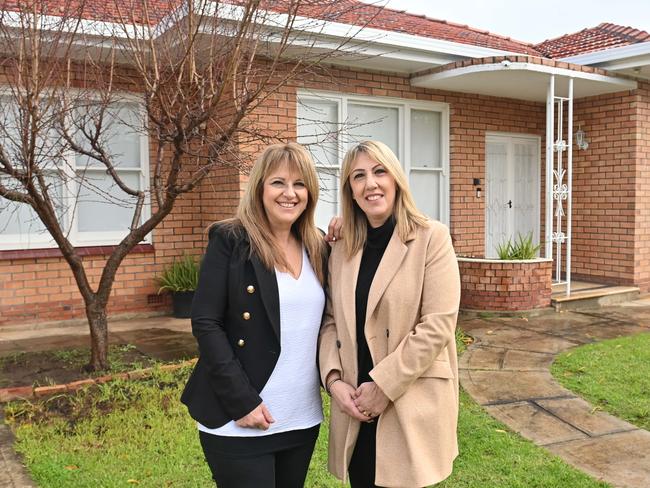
[2,1,650,323]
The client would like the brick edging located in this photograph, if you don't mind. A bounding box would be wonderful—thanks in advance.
[0,358,197,403]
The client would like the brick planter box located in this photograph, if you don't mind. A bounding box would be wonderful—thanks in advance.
[457,257,553,311]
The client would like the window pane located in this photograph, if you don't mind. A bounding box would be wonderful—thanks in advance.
[0,199,49,236]
[297,98,339,167]
[314,168,338,231]
[76,170,140,232]
[0,97,64,170]
[75,103,141,169]
[347,104,399,155]
[411,110,441,168]
[410,170,440,221]
[0,176,64,236]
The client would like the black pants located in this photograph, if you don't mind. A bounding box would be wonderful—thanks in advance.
[199,425,319,488]
[348,420,379,488]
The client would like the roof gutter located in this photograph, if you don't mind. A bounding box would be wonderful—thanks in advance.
[0,1,532,62]
[560,41,650,66]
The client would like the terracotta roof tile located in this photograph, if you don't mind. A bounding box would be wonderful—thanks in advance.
[535,22,650,58]
[326,1,540,55]
[1,0,540,54]
[0,0,180,25]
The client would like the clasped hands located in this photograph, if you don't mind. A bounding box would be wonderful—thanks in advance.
[330,379,389,423]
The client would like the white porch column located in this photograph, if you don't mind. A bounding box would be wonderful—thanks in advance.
[545,76,555,260]
[566,78,574,296]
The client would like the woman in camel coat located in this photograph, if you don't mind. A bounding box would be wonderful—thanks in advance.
[319,140,460,487]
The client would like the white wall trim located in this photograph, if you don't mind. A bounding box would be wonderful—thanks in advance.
[560,41,650,66]
[411,61,638,90]
[0,90,151,251]
[297,88,451,225]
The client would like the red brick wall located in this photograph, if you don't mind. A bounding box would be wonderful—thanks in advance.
[570,90,638,287]
[0,64,554,326]
[291,66,546,255]
[3,60,648,325]
[458,258,553,311]
[634,82,650,291]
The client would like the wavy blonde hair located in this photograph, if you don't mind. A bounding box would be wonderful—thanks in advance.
[340,140,428,257]
[231,143,326,283]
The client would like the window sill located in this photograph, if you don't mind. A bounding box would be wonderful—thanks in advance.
[0,244,154,261]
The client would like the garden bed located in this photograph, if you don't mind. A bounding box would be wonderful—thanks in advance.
[458,257,553,311]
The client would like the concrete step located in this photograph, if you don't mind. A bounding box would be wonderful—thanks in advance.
[551,285,640,311]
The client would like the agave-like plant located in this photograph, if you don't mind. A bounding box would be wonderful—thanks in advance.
[156,255,200,293]
[495,232,541,260]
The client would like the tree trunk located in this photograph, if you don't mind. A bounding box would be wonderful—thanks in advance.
[86,303,109,371]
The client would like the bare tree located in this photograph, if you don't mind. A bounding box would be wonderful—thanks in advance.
[0,0,380,370]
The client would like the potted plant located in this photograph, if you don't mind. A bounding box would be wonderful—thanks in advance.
[156,254,200,318]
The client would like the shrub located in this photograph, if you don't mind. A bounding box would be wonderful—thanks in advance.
[496,232,541,260]
[156,255,200,293]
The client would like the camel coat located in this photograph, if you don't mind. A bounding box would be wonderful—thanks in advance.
[319,220,460,488]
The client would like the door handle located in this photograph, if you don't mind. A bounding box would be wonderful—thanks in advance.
[507,200,512,208]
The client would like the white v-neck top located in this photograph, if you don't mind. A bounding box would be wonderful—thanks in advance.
[199,247,324,437]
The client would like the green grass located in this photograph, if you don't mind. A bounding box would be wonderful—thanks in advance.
[551,332,650,431]
[5,361,610,487]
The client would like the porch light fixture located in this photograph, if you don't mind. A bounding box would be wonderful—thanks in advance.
[473,178,482,198]
[575,126,589,150]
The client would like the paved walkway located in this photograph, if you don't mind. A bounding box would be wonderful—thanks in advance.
[1,304,650,487]
[459,300,650,488]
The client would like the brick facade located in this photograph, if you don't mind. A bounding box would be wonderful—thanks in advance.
[458,257,553,311]
[570,88,639,288]
[1,61,648,325]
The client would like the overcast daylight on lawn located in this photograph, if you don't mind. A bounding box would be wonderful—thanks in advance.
[361,0,650,43]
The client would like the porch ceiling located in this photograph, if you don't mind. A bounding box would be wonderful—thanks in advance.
[410,60,638,102]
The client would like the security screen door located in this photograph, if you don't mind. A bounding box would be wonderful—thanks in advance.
[485,134,540,258]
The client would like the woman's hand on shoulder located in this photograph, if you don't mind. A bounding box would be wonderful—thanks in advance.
[330,380,372,422]
[324,216,343,244]
[235,403,275,430]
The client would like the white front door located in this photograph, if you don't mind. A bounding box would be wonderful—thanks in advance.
[485,134,540,258]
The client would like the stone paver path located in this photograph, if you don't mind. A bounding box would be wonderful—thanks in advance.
[459,304,650,488]
[0,408,35,488]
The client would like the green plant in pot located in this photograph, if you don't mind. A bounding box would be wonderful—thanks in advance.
[156,254,200,318]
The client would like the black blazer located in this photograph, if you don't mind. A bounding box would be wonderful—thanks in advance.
[181,222,325,429]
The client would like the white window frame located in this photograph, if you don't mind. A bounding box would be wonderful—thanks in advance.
[297,89,450,225]
[0,90,151,251]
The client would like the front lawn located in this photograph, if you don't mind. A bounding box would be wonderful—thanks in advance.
[551,332,650,431]
[5,364,609,487]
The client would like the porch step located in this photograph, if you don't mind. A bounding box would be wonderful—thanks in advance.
[551,285,640,311]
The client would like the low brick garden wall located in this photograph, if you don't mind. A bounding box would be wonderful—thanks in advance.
[457,257,553,311]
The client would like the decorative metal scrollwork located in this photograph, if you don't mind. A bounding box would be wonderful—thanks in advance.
[552,231,566,244]
[552,168,568,216]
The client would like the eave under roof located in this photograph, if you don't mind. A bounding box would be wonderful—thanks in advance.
[411,56,638,103]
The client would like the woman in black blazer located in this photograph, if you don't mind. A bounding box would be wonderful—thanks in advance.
[181,143,328,487]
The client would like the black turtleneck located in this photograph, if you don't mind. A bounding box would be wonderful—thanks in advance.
[355,217,395,385]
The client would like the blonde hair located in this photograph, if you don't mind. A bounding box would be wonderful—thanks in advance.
[230,143,326,284]
[340,140,428,257]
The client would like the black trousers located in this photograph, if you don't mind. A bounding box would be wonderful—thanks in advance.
[199,425,319,488]
[348,420,380,488]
